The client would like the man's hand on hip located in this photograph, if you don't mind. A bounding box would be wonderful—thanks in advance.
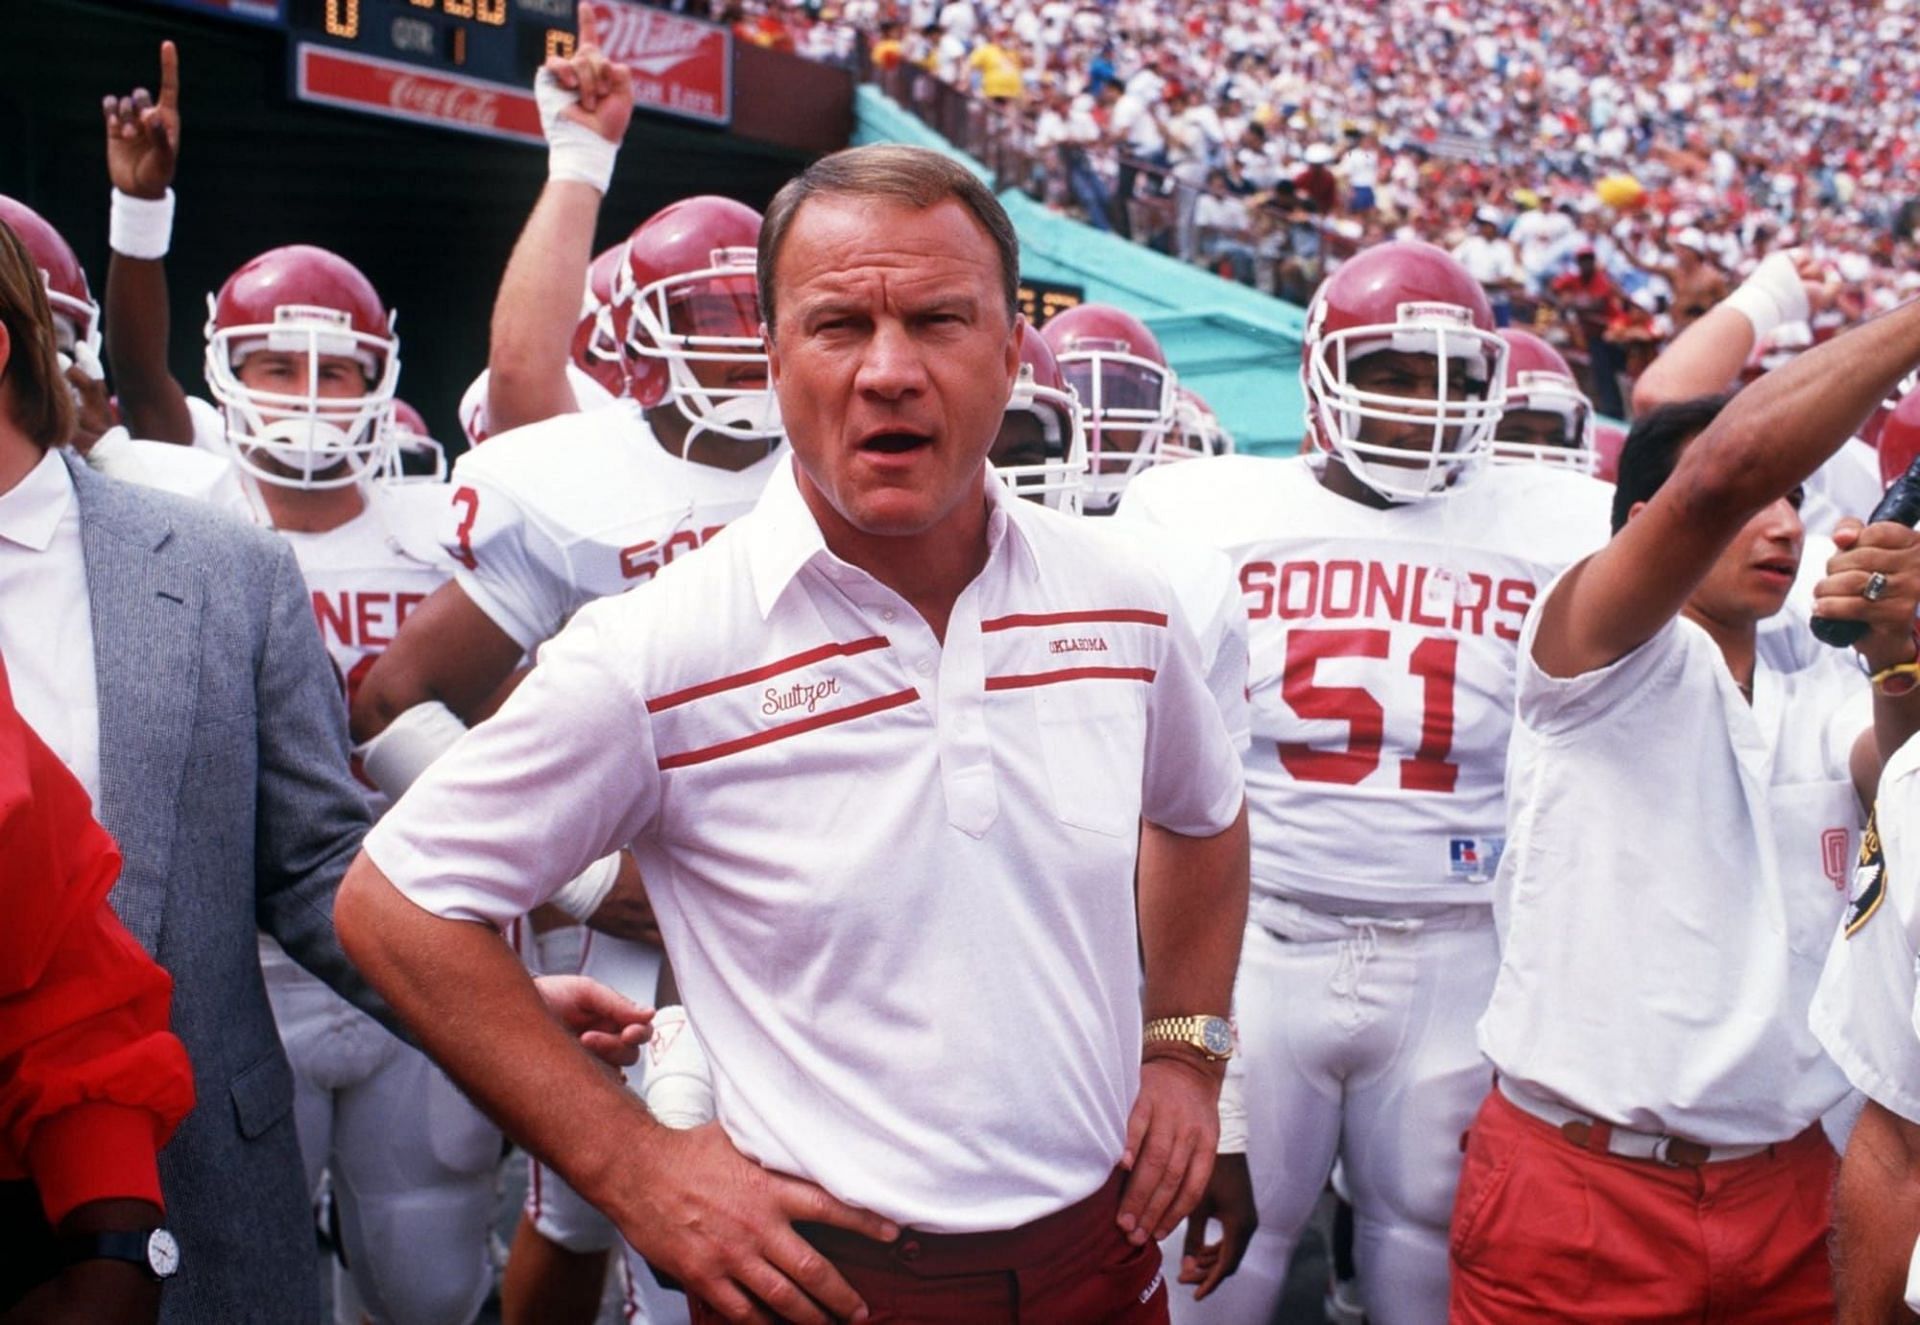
[1118,1048,1224,1245]
[612,1122,898,1325]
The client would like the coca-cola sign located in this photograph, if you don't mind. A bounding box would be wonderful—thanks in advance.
[295,44,545,144]
[585,0,732,126]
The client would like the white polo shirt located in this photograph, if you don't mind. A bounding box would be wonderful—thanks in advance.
[1480,577,1869,1145]
[0,450,100,806]
[367,458,1245,1231]
[1811,735,1920,1124]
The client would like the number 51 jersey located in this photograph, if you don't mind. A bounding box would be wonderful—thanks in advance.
[1119,453,1612,910]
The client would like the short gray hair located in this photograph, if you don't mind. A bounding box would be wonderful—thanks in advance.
[759,145,1020,335]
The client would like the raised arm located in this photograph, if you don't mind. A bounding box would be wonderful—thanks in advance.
[485,1,633,434]
[1534,295,1920,681]
[1631,250,1827,415]
[100,40,193,446]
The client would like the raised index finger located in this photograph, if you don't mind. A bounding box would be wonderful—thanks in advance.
[158,40,180,111]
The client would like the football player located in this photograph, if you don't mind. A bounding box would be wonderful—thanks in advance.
[1488,328,1596,473]
[1117,241,1613,1324]
[0,197,117,454]
[1040,302,1181,512]
[1164,386,1236,463]
[203,243,504,1325]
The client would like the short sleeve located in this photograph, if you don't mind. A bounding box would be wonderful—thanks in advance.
[444,478,571,651]
[363,600,662,928]
[1141,589,1245,837]
[1514,565,1687,738]
[1812,768,1920,1122]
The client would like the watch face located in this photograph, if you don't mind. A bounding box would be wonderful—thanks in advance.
[147,1229,180,1278]
[1202,1017,1234,1057]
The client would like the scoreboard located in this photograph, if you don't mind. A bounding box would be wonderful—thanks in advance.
[286,0,576,90]
[139,0,733,144]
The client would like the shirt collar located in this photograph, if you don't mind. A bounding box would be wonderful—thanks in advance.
[746,455,1033,619]
[0,448,75,553]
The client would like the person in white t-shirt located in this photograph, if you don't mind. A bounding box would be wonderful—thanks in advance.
[1460,295,1920,1322]
[1810,735,1920,1320]
[337,144,1249,1325]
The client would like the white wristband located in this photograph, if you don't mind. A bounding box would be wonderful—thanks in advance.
[356,700,468,799]
[536,69,619,193]
[1722,251,1810,343]
[109,187,175,260]
[1215,1066,1248,1154]
[549,853,621,922]
[643,1006,717,1129]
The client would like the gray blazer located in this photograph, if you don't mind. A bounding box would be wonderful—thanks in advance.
[68,454,378,1324]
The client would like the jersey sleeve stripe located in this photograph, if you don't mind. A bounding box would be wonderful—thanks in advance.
[984,666,1159,691]
[980,609,1170,631]
[655,688,921,770]
[645,636,892,713]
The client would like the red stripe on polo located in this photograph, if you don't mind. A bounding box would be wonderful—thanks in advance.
[980,609,1169,631]
[656,689,920,770]
[984,667,1159,691]
[646,636,890,713]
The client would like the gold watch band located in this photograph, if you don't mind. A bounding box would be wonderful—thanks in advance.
[1142,1015,1234,1060]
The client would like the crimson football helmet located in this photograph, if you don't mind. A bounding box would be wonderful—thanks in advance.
[1592,421,1627,484]
[1302,240,1507,502]
[1039,303,1177,512]
[380,398,448,484]
[992,328,1088,513]
[1164,386,1236,461]
[570,244,632,401]
[205,245,400,490]
[1490,328,1596,474]
[611,196,780,444]
[1877,387,1920,490]
[0,195,101,371]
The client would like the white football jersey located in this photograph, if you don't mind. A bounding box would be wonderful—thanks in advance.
[1120,454,1612,910]
[275,483,460,816]
[83,430,250,516]
[444,400,789,651]
[1800,437,1884,538]
[456,365,618,446]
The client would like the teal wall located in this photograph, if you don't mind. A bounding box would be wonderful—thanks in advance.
[853,86,1307,456]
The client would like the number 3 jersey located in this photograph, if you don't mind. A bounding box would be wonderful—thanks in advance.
[443,400,790,652]
[1119,453,1612,910]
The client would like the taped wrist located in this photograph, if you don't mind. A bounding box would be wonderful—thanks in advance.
[356,700,468,799]
[1722,251,1809,342]
[550,853,621,922]
[1215,1066,1248,1154]
[642,1006,716,1129]
[536,69,619,193]
[109,187,175,260]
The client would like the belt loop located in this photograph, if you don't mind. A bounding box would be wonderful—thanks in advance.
[1585,1120,1613,1155]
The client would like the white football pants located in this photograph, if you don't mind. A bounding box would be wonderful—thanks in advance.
[1164,903,1497,1325]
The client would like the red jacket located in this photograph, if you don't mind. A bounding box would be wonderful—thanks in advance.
[0,661,193,1227]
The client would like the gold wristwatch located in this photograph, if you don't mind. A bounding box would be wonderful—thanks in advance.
[1143,1015,1235,1061]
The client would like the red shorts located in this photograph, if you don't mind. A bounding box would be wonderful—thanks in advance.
[1449,1087,1835,1323]
[687,1170,1167,1324]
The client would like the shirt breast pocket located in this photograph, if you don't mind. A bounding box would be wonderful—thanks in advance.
[1035,682,1147,838]
[1771,779,1861,961]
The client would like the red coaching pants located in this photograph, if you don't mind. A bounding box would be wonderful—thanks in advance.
[687,1170,1168,1324]
[1448,1087,1835,1323]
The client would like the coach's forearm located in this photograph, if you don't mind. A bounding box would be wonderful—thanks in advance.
[1835,1097,1920,1324]
[1137,802,1249,1022]
[334,853,658,1208]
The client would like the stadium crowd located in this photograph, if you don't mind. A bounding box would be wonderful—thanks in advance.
[16,5,1920,1325]
[700,0,1920,416]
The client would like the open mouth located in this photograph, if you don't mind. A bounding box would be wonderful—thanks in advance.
[860,431,932,454]
[1754,557,1798,584]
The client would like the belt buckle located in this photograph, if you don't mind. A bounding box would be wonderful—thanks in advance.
[1651,1135,1706,1167]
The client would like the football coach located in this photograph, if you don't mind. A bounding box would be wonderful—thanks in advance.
[336,143,1250,1325]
